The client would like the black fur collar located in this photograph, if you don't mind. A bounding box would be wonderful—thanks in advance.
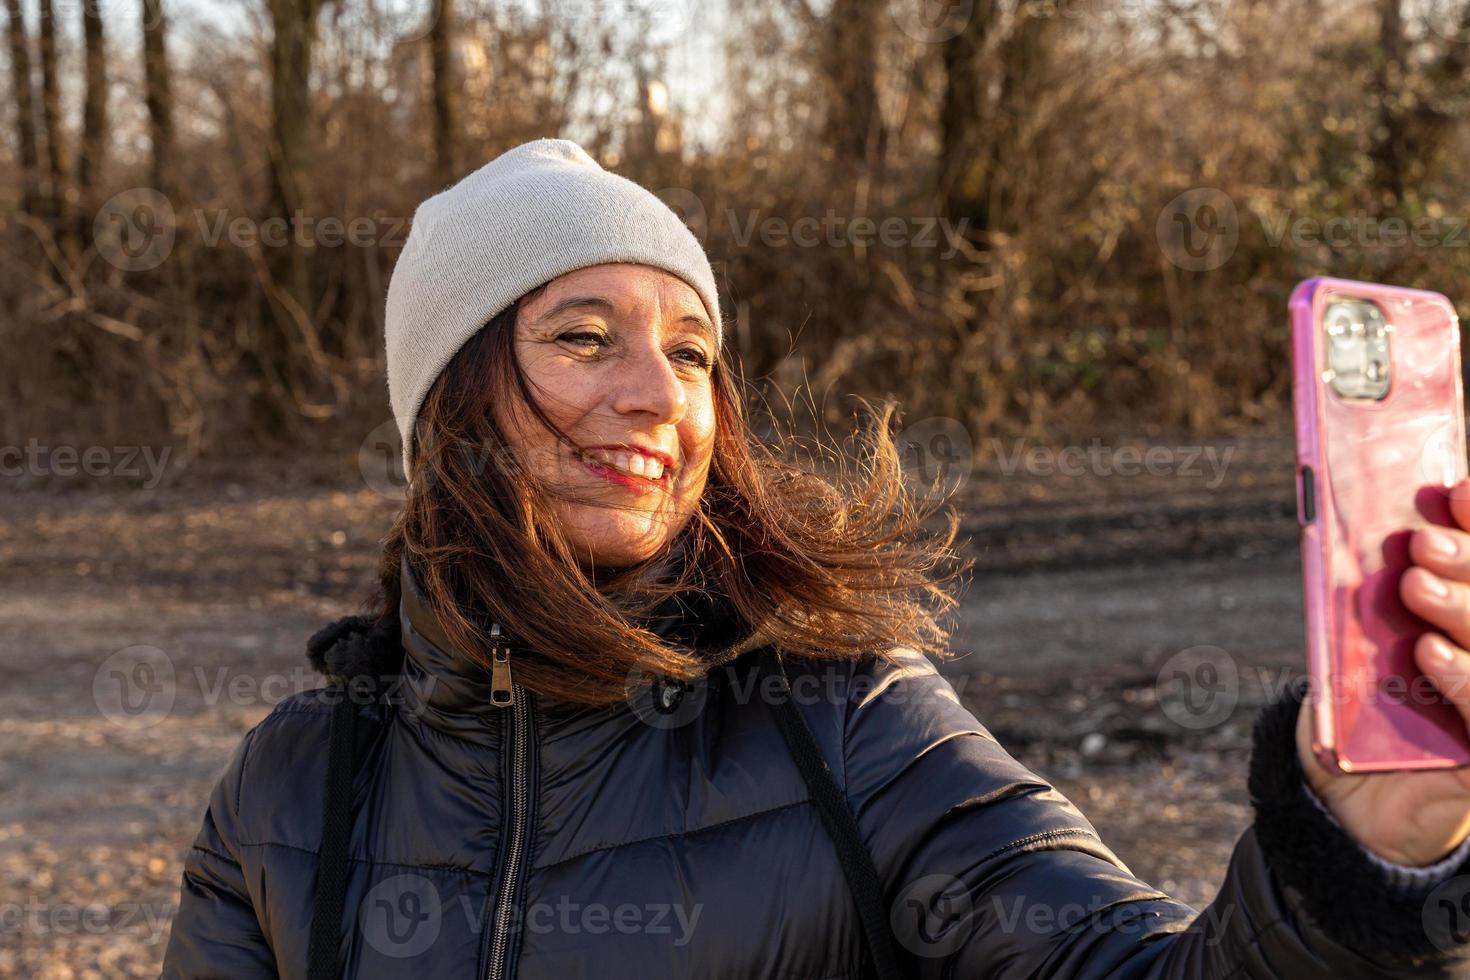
[306,611,404,683]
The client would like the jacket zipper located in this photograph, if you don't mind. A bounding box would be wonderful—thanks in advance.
[484,626,535,980]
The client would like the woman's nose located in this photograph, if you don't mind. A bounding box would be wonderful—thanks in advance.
[608,342,688,423]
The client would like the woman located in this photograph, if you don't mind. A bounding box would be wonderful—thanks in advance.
[162,139,1470,978]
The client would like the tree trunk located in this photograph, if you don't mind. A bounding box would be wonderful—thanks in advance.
[1369,0,1408,207]
[820,0,883,179]
[78,0,107,249]
[142,0,174,197]
[2,0,39,217]
[258,0,325,431]
[936,1,995,233]
[267,0,319,310]
[79,0,105,192]
[1368,0,1470,207]
[987,7,1049,235]
[36,0,69,243]
[430,0,457,188]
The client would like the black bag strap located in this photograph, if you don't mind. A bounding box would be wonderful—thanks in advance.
[755,647,904,980]
[307,685,359,980]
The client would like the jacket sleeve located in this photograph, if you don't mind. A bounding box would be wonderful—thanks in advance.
[161,726,280,979]
[841,649,1470,979]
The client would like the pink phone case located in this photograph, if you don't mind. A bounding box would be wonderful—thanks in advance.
[1292,276,1470,772]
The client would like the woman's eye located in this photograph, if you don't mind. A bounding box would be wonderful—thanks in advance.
[673,348,712,370]
[559,332,708,369]
[560,331,606,350]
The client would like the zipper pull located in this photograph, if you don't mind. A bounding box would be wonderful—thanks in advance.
[489,624,515,707]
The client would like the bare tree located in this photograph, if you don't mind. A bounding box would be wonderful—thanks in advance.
[142,0,174,197]
[936,2,997,232]
[77,0,107,252]
[79,0,105,190]
[430,0,458,187]
[986,4,1050,231]
[257,0,332,429]
[2,0,39,218]
[798,0,884,180]
[267,0,325,305]
[1370,0,1409,204]
[1370,0,1470,206]
[36,0,68,240]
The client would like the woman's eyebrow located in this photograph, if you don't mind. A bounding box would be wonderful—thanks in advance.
[532,295,618,323]
[678,314,716,346]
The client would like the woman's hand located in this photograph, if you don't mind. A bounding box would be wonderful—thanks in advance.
[1296,478,1470,868]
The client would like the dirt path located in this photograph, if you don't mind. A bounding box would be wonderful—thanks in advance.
[0,434,1305,976]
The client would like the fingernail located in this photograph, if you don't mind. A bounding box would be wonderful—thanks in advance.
[1419,569,1452,598]
[1426,636,1457,669]
[1423,527,1459,559]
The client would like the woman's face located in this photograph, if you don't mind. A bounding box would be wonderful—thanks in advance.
[500,263,718,568]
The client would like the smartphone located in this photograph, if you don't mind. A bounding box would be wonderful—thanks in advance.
[1291,276,1470,772]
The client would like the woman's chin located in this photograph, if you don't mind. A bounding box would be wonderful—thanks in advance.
[561,502,687,564]
[565,520,680,570]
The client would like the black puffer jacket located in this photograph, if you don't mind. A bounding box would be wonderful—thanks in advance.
[161,561,1470,978]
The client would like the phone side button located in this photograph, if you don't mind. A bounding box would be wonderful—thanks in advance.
[1298,465,1317,525]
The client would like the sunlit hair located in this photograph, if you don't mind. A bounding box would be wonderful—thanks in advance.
[367,286,968,705]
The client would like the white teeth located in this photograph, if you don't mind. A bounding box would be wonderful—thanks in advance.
[578,448,666,482]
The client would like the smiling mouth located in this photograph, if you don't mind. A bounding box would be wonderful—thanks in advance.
[572,445,674,491]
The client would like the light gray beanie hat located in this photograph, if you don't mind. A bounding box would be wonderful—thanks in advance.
[384,138,721,475]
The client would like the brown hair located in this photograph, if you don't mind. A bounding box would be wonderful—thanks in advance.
[369,287,968,705]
